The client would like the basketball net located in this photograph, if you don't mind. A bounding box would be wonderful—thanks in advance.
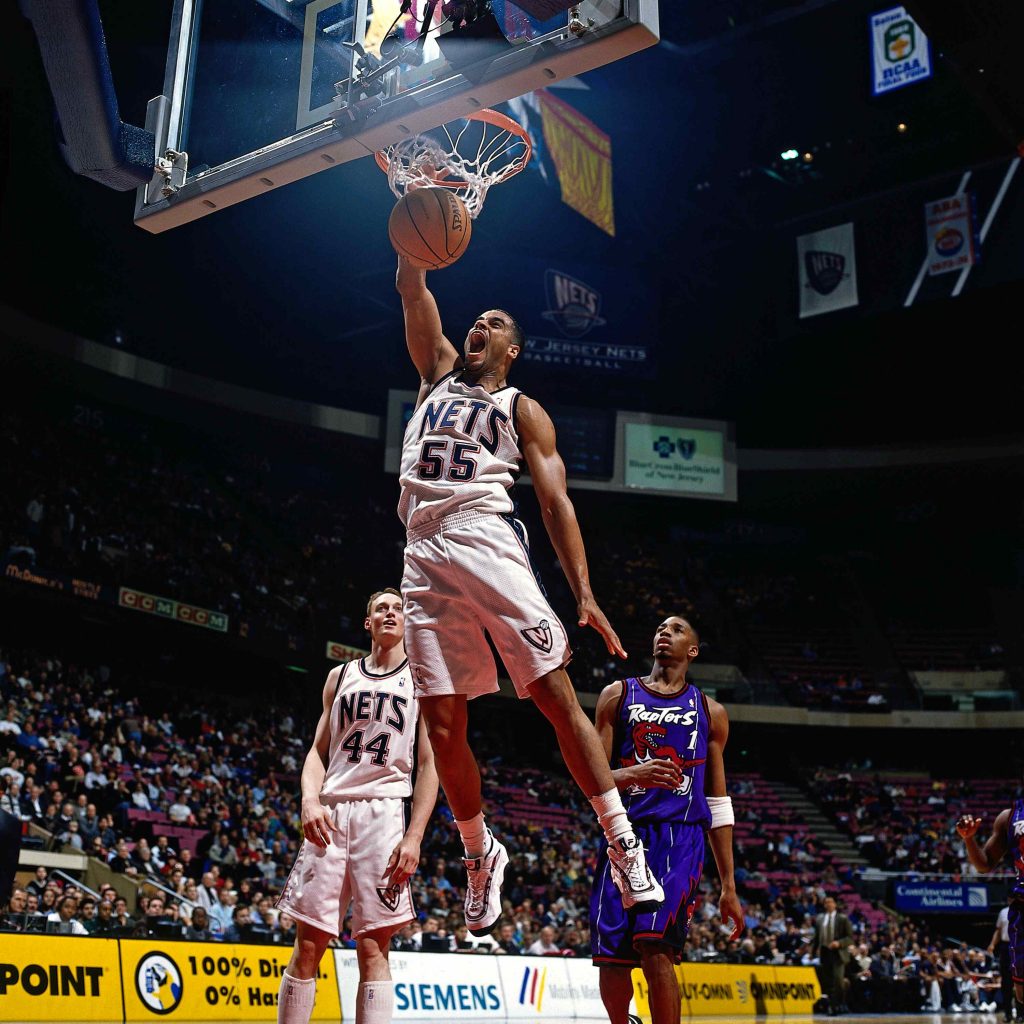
[376,108,532,219]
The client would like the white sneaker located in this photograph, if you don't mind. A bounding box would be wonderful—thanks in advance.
[463,830,509,936]
[607,833,664,911]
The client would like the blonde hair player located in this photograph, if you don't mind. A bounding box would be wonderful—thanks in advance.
[276,589,438,1024]
[394,254,664,939]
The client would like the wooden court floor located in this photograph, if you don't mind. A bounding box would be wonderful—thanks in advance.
[33,1017,1005,1024]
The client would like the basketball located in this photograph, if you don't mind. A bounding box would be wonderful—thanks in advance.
[388,187,472,270]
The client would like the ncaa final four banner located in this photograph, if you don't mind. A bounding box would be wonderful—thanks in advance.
[869,6,932,96]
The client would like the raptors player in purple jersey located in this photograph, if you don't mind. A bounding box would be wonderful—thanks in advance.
[591,616,743,1024]
[958,792,1024,1021]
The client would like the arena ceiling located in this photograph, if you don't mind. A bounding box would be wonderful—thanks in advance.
[1,0,1021,447]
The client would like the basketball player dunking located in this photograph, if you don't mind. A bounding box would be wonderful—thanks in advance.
[276,589,437,1024]
[591,616,743,1024]
[958,790,1024,1023]
[395,256,664,936]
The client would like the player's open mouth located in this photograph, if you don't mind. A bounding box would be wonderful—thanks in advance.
[468,331,486,354]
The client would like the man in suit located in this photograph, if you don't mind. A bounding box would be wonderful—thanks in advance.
[813,896,854,1016]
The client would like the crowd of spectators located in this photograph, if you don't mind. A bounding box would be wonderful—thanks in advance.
[0,406,397,650]
[4,401,1006,708]
[2,641,1021,1014]
[806,769,1021,877]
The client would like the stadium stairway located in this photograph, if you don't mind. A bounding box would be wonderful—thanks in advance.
[770,781,870,870]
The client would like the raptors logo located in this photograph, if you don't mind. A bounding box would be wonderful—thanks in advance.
[621,722,705,796]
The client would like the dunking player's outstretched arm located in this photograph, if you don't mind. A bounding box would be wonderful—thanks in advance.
[704,696,744,940]
[395,257,461,386]
[594,681,682,791]
[518,396,626,658]
[383,716,439,888]
[299,666,343,849]
[957,807,1010,874]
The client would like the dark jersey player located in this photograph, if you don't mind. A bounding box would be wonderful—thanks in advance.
[591,616,744,1024]
[958,794,1024,1022]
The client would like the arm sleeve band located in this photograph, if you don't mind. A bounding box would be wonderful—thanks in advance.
[707,795,734,830]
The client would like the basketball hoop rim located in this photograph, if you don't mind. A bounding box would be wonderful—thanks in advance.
[374,107,532,188]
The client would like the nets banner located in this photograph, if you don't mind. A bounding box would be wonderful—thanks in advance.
[118,587,229,633]
[536,91,615,236]
[797,223,859,319]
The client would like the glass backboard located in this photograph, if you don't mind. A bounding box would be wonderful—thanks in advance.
[134,0,658,232]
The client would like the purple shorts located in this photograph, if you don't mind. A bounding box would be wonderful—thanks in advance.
[1010,902,1024,984]
[590,822,704,966]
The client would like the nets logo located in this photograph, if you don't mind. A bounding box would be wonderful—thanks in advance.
[518,965,547,1011]
[803,251,847,296]
[135,952,183,1015]
[541,270,607,339]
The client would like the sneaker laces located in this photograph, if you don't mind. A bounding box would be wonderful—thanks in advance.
[614,838,651,891]
[464,850,491,917]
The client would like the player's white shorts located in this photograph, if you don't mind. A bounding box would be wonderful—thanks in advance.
[276,797,415,938]
[402,510,571,699]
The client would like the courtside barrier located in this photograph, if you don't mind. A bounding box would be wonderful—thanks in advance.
[0,934,121,1021]
[0,935,818,1022]
[119,940,341,1021]
[631,962,821,1018]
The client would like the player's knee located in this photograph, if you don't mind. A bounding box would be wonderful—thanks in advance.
[356,930,392,974]
[529,670,578,722]
[420,698,466,753]
[637,941,676,970]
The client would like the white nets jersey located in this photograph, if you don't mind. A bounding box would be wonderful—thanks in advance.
[320,658,418,801]
[398,371,523,532]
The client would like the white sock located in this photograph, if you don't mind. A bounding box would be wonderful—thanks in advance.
[590,788,633,842]
[456,812,488,858]
[278,972,316,1024]
[357,981,394,1024]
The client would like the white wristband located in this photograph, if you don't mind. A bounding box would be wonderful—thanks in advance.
[707,795,734,830]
